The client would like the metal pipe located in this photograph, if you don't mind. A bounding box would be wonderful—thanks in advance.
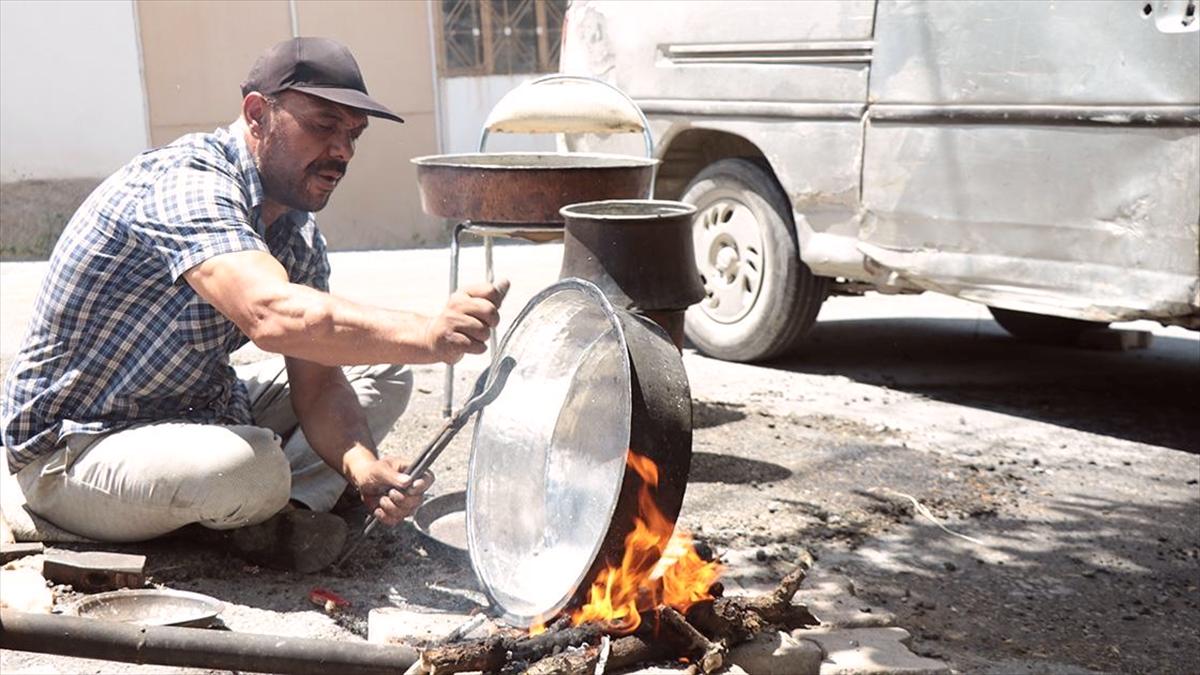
[0,609,418,675]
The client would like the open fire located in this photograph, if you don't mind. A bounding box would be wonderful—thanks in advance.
[534,450,722,635]
[415,447,819,674]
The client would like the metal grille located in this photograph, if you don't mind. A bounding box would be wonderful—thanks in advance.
[437,0,568,76]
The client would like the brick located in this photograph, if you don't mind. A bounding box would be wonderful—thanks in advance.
[796,627,950,674]
[368,607,494,646]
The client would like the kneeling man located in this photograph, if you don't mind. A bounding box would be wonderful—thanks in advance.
[0,38,505,572]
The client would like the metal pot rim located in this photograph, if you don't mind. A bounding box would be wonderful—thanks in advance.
[560,199,698,221]
[466,278,633,626]
[411,151,660,170]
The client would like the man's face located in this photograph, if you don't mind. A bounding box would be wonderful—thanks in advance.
[254,91,369,213]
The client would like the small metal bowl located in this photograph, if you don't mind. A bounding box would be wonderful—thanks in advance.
[412,491,469,559]
[71,588,224,627]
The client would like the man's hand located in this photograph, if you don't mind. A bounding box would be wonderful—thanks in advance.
[353,456,435,526]
[425,279,510,364]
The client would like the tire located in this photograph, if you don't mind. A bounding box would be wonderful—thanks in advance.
[988,307,1109,345]
[681,158,829,362]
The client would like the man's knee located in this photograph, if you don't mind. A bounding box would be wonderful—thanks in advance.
[197,426,290,529]
[350,364,413,439]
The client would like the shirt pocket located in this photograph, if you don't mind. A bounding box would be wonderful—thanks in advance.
[171,298,230,353]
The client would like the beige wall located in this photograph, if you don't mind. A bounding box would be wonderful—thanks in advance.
[136,0,443,249]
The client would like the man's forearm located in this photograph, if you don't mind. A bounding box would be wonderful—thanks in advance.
[289,364,379,488]
[250,283,437,366]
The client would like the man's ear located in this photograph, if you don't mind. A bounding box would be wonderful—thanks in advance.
[242,93,271,138]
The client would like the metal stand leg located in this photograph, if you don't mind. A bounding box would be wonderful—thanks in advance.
[484,236,498,355]
[444,222,468,418]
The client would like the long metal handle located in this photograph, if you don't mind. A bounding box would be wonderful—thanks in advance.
[339,357,516,563]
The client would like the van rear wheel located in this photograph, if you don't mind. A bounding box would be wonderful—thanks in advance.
[988,307,1109,345]
[681,158,828,362]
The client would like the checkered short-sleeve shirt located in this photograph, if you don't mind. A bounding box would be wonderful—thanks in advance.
[2,124,330,473]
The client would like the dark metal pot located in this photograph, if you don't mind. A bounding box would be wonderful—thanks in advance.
[411,153,658,224]
[560,199,706,348]
[465,279,692,626]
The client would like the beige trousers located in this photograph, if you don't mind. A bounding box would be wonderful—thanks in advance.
[1,358,412,542]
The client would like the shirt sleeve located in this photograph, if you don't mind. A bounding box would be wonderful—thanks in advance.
[130,154,269,282]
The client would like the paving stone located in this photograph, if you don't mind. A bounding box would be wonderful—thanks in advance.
[726,630,823,675]
[796,627,951,674]
[798,571,897,628]
[367,607,493,646]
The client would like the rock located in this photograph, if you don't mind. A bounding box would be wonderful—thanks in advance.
[0,542,43,565]
[725,630,823,675]
[0,568,53,613]
[367,607,493,645]
[796,571,896,628]
[42,550,145,592]
[796,627,951,674]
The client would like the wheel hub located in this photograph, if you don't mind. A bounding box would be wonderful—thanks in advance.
[692,196,766,324]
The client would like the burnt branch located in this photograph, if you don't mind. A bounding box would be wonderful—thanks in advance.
[658,606,725,673]
[686,552,819,643]
[420,623,604,674]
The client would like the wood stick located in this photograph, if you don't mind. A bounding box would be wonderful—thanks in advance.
[421,623,604,674]
[658,607,724,674]
[686,552,819,643]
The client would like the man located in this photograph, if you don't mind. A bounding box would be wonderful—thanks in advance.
[0,38,505,572]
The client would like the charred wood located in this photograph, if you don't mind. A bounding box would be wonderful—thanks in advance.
[686,552,819,643]
[420,624,603,674]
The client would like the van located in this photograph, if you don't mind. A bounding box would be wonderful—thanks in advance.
[559,0,1200,361]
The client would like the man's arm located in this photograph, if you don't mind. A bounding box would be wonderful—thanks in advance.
[286,357,427,524]
[182,249,505,366]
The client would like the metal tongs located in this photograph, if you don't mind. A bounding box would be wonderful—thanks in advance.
[337,356,517,566]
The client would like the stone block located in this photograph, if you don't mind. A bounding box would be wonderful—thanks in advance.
[798,572,895,628]
[42,550,145,592]
[368,607,494,646]
[726,630,823,675]
[796,627,950,674]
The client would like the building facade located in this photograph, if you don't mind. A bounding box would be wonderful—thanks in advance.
[1,0,563,258]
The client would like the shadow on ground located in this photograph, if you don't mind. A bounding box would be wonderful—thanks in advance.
[765,317,1200,453]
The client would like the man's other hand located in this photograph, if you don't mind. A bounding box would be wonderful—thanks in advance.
[426,279,510,364]
[354,456,435,526]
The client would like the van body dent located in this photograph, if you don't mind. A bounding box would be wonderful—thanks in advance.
[560,0,1199,360]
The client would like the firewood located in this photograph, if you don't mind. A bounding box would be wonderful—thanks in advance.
[420,623,604,674]
[521,643,598,675]
[658,607,724,673]
[686,552,819,643]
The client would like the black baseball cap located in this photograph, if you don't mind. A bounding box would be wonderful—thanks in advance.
[241,37,404,123]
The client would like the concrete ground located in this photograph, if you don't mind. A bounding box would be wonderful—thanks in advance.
[2,243,1198,674]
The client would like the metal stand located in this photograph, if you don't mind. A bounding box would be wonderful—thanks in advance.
[441,75,656,417]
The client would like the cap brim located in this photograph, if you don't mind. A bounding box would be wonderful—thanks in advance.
[290,85,405,123]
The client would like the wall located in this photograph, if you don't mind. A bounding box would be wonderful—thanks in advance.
[0,0,150,181]
[0,0,150,259]
[440,74,558,154]
[137,0,445,249]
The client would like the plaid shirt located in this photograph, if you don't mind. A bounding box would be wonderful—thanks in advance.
[2,123,330,473]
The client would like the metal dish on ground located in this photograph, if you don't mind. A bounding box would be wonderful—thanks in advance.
[71,588,224,627]
[466,279,693,627]
[411,491,469,559]
[411,152,657,224]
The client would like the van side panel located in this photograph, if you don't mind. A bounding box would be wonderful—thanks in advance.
[862,0,1200,323]
[560,0,877,278]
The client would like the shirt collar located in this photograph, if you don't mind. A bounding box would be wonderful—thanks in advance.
[224,120,309,234]
[224,120,266,213]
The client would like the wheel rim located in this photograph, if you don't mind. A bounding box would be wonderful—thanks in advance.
[691,193,766,324]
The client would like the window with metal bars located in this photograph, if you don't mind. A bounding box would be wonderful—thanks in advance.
[437,0,567,76]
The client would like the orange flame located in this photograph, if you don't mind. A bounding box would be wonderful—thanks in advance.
[559,449,721,634]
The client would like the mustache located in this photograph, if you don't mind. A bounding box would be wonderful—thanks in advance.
[310,160,348,176]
